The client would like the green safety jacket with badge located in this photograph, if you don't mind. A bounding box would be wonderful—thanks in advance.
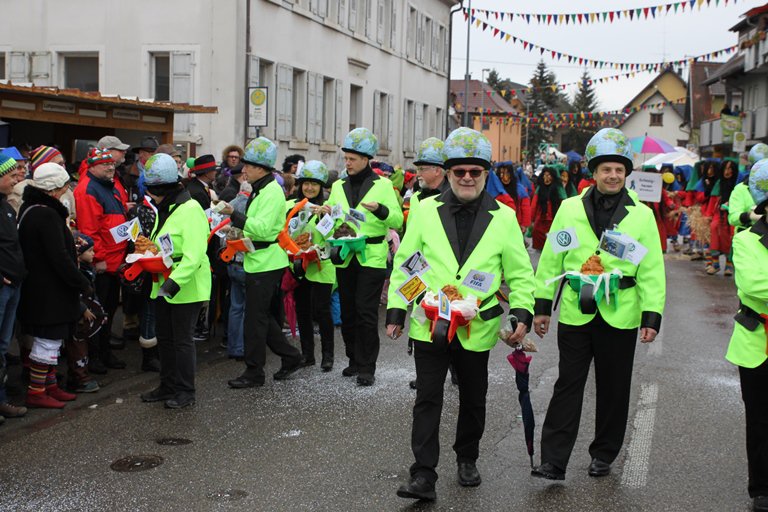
[230,174,288,274]
[286,198,335,285]
[727,182,756,232]
[726,220,768,368]
[325,170,403,269]
[386,191,535,352]
[150,191,212,304]
[533,187,665,331]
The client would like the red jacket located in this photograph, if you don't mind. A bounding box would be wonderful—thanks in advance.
[74,172,128,273]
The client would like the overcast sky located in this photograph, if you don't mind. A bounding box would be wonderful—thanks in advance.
[450,0,766,111]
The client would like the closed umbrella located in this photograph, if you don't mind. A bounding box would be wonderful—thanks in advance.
[507,347,535,468]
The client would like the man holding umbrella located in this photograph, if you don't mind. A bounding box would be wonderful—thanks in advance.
[531,128,665,481]
[386,127,535,501]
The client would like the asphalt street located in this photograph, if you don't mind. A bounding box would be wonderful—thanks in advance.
[0,251,751,511]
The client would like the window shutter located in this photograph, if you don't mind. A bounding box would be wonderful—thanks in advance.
[373,91,381,139]
[365,0,373,37]
[30,52,51,86]
[318,0,327,17]
[170,51,194,134]
[377,0,385,44]
[417,15,424,62]
[348,0,357,31]
[443,26,449,72]
[315,74,324,143]
[277,64,293,141]
[307,72,318,143]
[415,102,424,147]
[389,1,397,49]
[431,23,438,68]
[387,94,395,151]
[248,55,260,87]
[9,51,28,82]
[335,79,344,143]
[338,0,346,26]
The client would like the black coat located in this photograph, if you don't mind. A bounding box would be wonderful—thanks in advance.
[218,177,241,202]
[186,178,212,211]
[17,186,90,332]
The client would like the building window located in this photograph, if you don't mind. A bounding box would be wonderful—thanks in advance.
[350,84,363,131]
[436,107,444,138]
[63,54,98,91]
[424,17,433,66]
[406,7,417,59]
[650,113,663,126]
[292,69,307,140]
[403,99,415,152]
[151,53,170,101]
[373,91,390,150]
[322,77,336,142]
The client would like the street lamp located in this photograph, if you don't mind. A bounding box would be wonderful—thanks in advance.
[480,68,490,133]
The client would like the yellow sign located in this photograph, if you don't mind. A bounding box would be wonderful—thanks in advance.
[250,89,266,106]
[396,275,427,304]
[248,86,268,127]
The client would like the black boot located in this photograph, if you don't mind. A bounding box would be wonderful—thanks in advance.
[141,347,160,372]
[320,353,333,372]
[88,340,107,375]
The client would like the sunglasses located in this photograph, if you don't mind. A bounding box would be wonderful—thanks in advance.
[450,169,486,179]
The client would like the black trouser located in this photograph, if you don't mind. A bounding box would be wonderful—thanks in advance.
[540,313,638,471]
[155,299,201,398]
[336,258,386,377]
[95,272,121,360]
[294,279,333,362]
[410,337,490,484]
[242,268,301,381]
[739,361,768,498]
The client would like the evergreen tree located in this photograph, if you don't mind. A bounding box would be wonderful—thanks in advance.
[561,70,599,154]
[525,61,565,162]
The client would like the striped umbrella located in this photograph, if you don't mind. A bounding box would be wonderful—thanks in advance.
[629,135,676,155]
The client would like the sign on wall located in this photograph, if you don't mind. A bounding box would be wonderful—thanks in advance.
[721,114,742,143]
[248,87,268,127]
[626,171,662,203]
[733,131,747,153]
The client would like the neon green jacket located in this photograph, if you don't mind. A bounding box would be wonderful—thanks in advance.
[231,176,288,273]
[727,183,756,231]
[534,187,665,330]
[286,199,335,285]
[407,180,449,227]
[151,194,212,304]
[726,221,768,368]
[386,191,535,352]
[326,171,403,269]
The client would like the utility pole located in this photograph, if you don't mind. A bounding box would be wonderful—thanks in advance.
[462,0,472,127]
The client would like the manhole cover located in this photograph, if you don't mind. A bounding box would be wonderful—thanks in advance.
[110,455,164,472]
[206,489,248,501]
[156,437,193,446]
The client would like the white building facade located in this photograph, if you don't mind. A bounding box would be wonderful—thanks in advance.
[0,0,456,167]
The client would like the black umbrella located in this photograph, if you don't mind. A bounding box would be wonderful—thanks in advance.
[507,347,535,468]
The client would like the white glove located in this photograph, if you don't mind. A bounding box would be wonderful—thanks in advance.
[749,207,762,223]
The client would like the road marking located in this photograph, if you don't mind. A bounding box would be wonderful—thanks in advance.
[647,331,663,356]
[621,382,658,488]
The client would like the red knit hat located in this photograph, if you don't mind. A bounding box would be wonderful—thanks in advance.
[87,147,115,167]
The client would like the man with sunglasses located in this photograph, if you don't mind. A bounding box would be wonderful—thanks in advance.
[531,128,665,482]
[387,127,535,501]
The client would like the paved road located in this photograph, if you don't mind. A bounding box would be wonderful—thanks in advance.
[0,252,751,511]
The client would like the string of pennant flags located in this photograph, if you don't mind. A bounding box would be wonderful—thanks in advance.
[464,0,738,26]
[457,67,670,98]
[456,98,686,125]
[466,12,738,71]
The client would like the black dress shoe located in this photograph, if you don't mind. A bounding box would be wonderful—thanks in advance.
[320,357,333,372]
[299,358,316,368]
[228,376,264,389]
[141,387,175,403]
[356,374,375,386]
[409,379,417,390]
[165,394,195,409]
[588,458,611,477]
[531,462,565,481]
[341,365,358,377]
[457,462,481,487]
[273,358,304,380]
[396,475,436,501]
[754,496,768,511]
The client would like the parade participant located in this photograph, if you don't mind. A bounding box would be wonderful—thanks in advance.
[496,161,532,229]
[281,154,305,175]
[560,166,578,198]
[138,154,210,409]
[290,161,336,371]
[531,128,665,481]
[221,137,304,388]
[223,181,252,361]
[387,127,535,501]
[321,128,403,386]
[530,167,566,250]
[408,137,449,224]
[568,160,584,191]
[705,159,738,275]
[0,154,27,420]
[218,163,246,202]
[18,163,91,408]
[74,148,128,373]
[729,144,768,234]
[727,158,768,512]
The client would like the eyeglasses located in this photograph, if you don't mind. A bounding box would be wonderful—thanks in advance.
[450,169,486,179]
[416,166,440,173]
